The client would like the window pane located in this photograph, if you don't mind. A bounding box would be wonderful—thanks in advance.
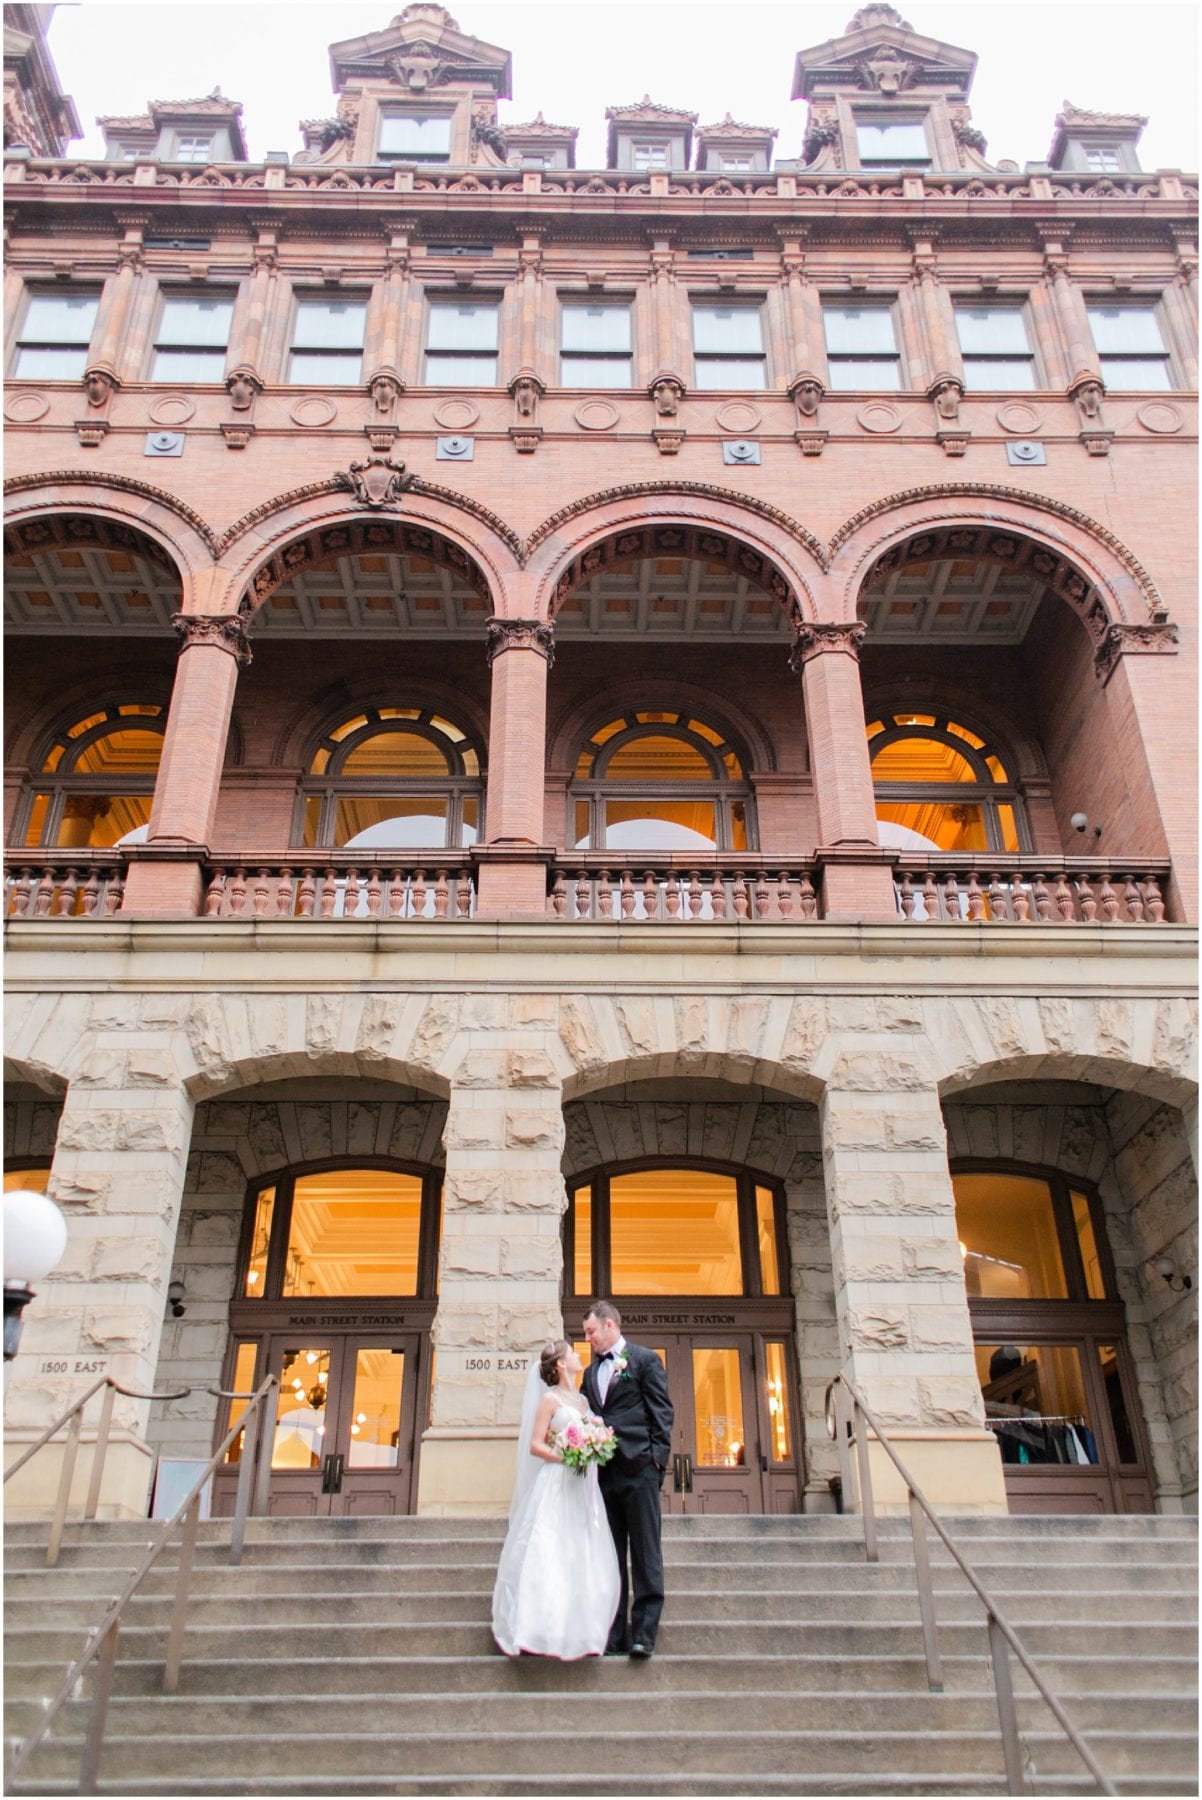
[560,354,633,387]
[1097,1345,1136,1462]
[73,728,162,774]
[21,794,49,846]
[152,348,227,381]
[289,350,363,385]
[876,800,987,853]
[1087,307,1166,353]
[857,121,929,160]
[823,308,896,355]
[274,1346,329,1467]
[283,1168,424,1297]
[609,1168,742,1295]
[606,733,712,779]
[954,1172,1068,1300]
[424,352,498,384]
[693,357,765,390]
[22,294,99,342]
[764,1342,793,1461]
[573,1185,592,1294]
[825,357,900,390]
[1098,357,1172,389]
[13,345,89,380]
[341,731,451,776]
[961,357,1036,391]
[157,296,233,346]
[1072,1190,1106,1299]
[872,736,976,783]
[978,1343,1096,1461]
[459,796,479,846]
[3,1168,51,1193]
[692,307,763,353]
[223,1342,260,1464]
[996,804,1020,853]
[562,305,631,352]
[334,796,449,847]
[54,794,152,848]
[244,1185,275,1296]
[292,301,367,350]
[602,801,717,849]
[346,1349,404,1468]
[379,114,451,156]
[692,1348,746,1466]
[956,309,1030,354]
[427,303,498,351]
[755,1185,780,1294]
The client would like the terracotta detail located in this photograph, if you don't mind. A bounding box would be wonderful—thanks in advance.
[525,482,826,568]
[220,423,255,449]
[172,612,253,666]
[648,372,686,418]
[83,368,118,410]
[368,371,404,415]
[1094,621,1180,680]
[788,622,867,668]
[485,618,555,667]
[335,454,417,509]
[508,369,545,423]
[929,375,964,423]
[225,368,262,412]
[74,420,110,448]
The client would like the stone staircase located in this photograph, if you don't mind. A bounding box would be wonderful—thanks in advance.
[4,1514,1197,1796]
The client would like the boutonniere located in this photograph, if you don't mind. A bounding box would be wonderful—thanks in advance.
[611,1350,630,1382]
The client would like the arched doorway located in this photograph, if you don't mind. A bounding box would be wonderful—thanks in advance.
[564,1160,802,1514]
[212,1155,442,1518]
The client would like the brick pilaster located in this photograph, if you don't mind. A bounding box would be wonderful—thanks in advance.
[476,618,554,917]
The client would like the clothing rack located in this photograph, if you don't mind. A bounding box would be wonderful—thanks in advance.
[987,1414,1086,1427]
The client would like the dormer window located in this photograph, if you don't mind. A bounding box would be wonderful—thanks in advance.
[633,142,670,171]
[173,133,215,164]
[718,155,754,172]
[1084,145,1123,173]
[855,119,930,168]
[378,112,452,163]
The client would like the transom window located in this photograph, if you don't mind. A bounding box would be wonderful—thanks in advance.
[241,1163,441,1300]
[560,303,632,387]
[425,301,499,384]
[151,293,233,382]
[571,712,751,852]
[823,305,901,390]
[568,1165,785,1298]
[289,298,367,386]
[20,704,166,848]
[856,119,930,167]
[956,307,1036,390]
[378,112,452,162]
[691,305,766,390]
[10,291,99,381]
[868,712,1023,853]
[298,708,482,850]
[1087,305,1173,390]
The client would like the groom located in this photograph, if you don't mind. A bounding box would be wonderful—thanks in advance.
[582,1300,674,1658]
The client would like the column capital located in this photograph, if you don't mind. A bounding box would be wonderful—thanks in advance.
[788,621,866,671]
[1094,619,1180,682]
[485,618,555,669]
[172,613,253,667]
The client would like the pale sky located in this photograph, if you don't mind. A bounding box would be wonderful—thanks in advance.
[47,1,1198,173]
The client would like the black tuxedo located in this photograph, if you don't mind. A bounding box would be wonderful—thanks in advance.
[582,1340,674,1651]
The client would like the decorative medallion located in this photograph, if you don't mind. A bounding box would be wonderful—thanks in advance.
[574,398,621,431]
[995,401,1044,435]
[1135,402,1184,435]
[433,398,481,430]
[856,402,903,434]
[148,394,197,426]
[4,392,50,423]
[289,396,338,427]
[715,401,763,434]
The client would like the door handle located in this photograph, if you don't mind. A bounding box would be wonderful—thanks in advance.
[673,1453,694,1493]
[321,1453,345,1494]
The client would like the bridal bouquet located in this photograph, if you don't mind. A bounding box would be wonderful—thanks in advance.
[553,1417,617,1476]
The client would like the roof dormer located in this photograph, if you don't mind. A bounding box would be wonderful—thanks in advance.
[1048,101,1146,175]
[605,97,697,173]
[695,115,777,174]
[792,5,988,175]
[310,4,511,167]
[99,89,246,164]
[502,112,577,170]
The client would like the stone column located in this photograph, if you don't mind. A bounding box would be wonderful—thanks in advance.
[87,235,143,386]
[909,238,960,382]
[790,622,897,920]
[1042,235,1100,383]
[3,1041,193,1520]
[418,1019,565,1514]
[120,614,252,917]
[475,619,554,919]
[820,1075,1005,1514]
[225,234,277,384]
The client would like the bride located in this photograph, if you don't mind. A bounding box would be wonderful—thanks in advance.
[491,1340,620,1659]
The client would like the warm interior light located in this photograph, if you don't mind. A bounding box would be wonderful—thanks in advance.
[246,1271,259,1284]
[306,1352,318,1364]
[350,1423,361,1435]
[356,1412,367,1424]
[959,1239,969,1260]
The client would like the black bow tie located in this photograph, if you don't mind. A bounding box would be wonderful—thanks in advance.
[597,1351,614,1362]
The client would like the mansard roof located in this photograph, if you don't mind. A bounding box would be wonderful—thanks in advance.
[96,89,247,157]
[792,4,976,103]
[605,96,698,165]
[1048,98,1148,166]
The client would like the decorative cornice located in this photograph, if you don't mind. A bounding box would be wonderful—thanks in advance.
[485,618,555,667]
[2,470,218,557]
[172,612,252,666]
[524,481,826,568]
[1094,620,1179,681]
[788,622,867,669]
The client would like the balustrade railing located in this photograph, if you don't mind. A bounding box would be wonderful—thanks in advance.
[893,857,1171,924]
[548,855,821,922]
[202,858,475,920]
[4,855,125,920]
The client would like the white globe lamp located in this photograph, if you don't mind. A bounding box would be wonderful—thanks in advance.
[3,1187,69,1378]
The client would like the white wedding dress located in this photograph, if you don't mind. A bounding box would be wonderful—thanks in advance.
[492,1395,621,1659]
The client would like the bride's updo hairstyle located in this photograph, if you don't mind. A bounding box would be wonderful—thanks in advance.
[539,1339,570,1386]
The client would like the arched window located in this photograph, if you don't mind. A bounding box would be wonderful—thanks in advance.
[868,712,1024,853]
[570,712,753,851]
[19,704,165,848]
[297,708,482,850]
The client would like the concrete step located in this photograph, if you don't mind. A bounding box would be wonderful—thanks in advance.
[6,1585,1194,1630]
[7,1777,1200,1799]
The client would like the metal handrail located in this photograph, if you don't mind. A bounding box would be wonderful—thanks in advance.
[4,1376,191,1566]
[5,1374,280,1794]
[825,1373,1117,1797]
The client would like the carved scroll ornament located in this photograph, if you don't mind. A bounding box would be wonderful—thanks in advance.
[172,613,253,666]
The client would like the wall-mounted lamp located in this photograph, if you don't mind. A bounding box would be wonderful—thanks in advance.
[1150,1255,1192,1294]
[167,1280,187,1319]
[1070,812,1104,839]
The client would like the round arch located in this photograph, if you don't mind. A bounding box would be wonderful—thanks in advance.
[828,485,1169,637]
[524,485,824,624]
[548,676,777,779]
[859,681,1050,788]
[3,477,215,583]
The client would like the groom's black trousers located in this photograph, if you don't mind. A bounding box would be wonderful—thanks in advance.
[600,1458,665,1649]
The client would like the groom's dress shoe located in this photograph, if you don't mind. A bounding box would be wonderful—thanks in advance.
[629,1641,653,1659]
[604,1642,627,1656]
